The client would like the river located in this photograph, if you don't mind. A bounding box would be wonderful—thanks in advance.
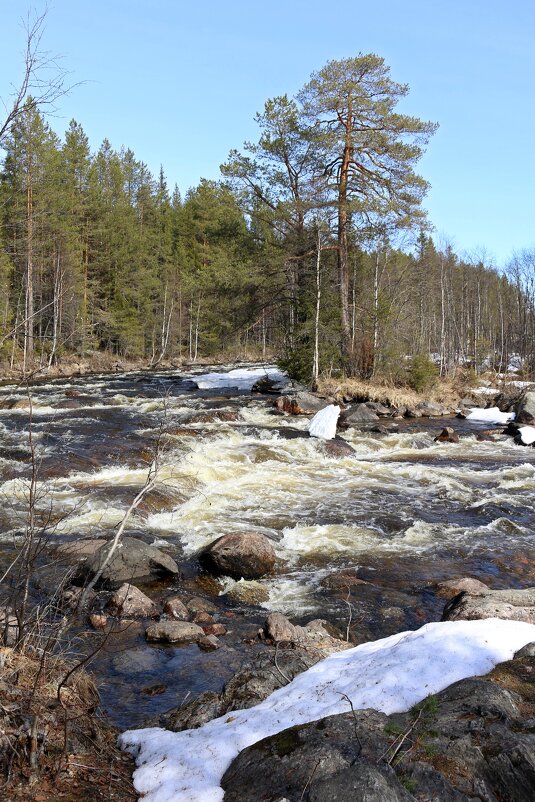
[0,365,534,729]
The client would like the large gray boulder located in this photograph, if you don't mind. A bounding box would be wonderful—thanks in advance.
[274,391,328,415]
[199,532,276,579]
[145,620,204,643]
[221,653,535,802]
[338,403,379,427]
[443,586,535,623]
[515,391,535,424]
[80,536,179,587]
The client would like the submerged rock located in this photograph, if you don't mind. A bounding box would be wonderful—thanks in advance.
[199,532,276,580]
[163,596,190,620]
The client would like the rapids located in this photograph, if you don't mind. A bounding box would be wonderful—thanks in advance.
[0,364,534,727]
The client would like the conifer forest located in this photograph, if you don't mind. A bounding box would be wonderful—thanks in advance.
[1,54,534,381]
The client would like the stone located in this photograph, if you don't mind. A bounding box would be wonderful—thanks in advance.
[338,403,379,427]
[107,583,157,618]
[186,596,217,614]
[163,596,190,620]
[321,436,355,457]
[199,532,276,580]
[186,409,240,424]
[61,585,97,610]
[514,642,535,659]
[274,391,327,415]
[404,406,422,418]
[265,612,297,643]
[434,426,460,443]
[145,621,204,643]
[56,538,109,563]
[81,536,180,587]
[443,586,535,624]
[515,391,535,424]
[202,622,227,636]
[435,577,489,599]
[417,400,449,416]
[193,611,214,625]
[197,634,222,651]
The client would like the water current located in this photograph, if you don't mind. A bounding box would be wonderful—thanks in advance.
[0,365,534,728]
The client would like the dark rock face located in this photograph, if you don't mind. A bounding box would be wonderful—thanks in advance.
[515,391,535,424]
[442,586,535,624]
[222,655,535,802]
[199,532,276,580]
[165,650,319,732]
[79,536,180,587]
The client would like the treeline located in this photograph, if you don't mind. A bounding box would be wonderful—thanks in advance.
[1,54,534,380]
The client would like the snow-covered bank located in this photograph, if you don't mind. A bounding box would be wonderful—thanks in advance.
[120,618,535,802]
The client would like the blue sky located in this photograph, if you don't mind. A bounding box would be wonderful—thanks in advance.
[1,0,533,265]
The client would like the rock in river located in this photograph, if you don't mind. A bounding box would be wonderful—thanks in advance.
[515,390,535,424]
[145,621,204,644]
[443,585,535,624]
[106,583,157,618]
[199,532,276,580]
[79,536,179,587]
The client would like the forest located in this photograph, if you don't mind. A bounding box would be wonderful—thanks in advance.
[1,53,534,382]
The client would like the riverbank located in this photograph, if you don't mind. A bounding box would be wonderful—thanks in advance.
[0,364,534,799]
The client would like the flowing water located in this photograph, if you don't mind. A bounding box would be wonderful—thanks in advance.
[0,365,534,728]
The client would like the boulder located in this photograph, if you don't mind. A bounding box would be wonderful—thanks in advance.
[199,532,276,580]
[265,612,297,643]
[80,536,180,587]
[186,596,217,614]
[364,401,391,416]
[404,406,422,418]
[163,596,190,620]
[145,620,204,644]
[321,436,355,457]
[56,538,109,563]
[443,586,535,624]
[434,426,460,443]
[106,583,157,618]
[185,409,240,424]
[515,391,535,424]
[274,391,327,415]
[417,401,449,416]
[338,403,379,427]
[435,577,489,599]
[221,653,535,802]
[197,634,222,651]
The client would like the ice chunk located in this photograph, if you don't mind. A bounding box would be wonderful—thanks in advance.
[518,426,535,445]
[307,404,340,440]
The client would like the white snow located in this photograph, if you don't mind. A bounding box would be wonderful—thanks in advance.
[119,618,535,802]
[194,367,286,391]
[518,426,535,445]
[307,404,341,439]
[465,406,514,425]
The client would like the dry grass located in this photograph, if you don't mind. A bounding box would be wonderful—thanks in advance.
[0,647,135,801]
[319,376,465,409]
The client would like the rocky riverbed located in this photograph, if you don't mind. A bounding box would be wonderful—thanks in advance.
[1,365,535,800]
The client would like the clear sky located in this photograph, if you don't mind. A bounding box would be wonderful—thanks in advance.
[1,0,534,266]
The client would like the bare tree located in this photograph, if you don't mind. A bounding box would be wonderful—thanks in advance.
[0,8,73,145]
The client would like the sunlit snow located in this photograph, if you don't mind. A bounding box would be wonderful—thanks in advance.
[120,618,535,802]
[466,406,514,425]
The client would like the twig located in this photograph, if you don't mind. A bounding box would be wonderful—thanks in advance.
[273,641,291,685]
[338,692,362,756]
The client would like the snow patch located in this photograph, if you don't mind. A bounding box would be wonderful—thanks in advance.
[465,406,514,425]
[195,367,286,391]
[119,618,535,802]
[307,404,340,439]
